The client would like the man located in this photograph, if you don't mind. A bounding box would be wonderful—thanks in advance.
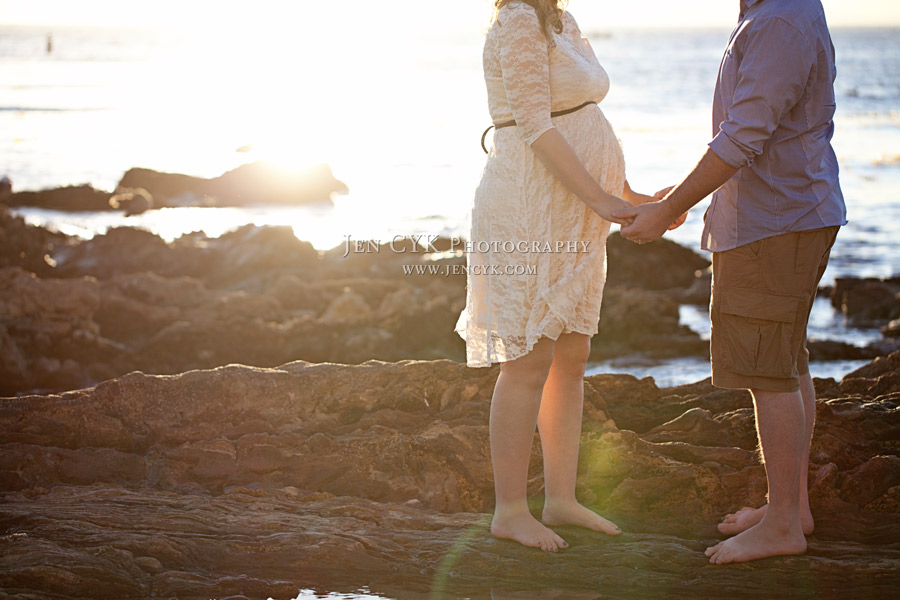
[613,0,847,564]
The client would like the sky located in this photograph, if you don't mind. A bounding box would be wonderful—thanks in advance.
[0,0,899,29]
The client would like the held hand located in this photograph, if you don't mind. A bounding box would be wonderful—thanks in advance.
[627,192,658,206]
[652,185,685,230]
[585,194,635,226]
[653,185,675,200]
[668,210,688,230]
[602,207,634,227]
[612,201,677,244]
[622,181,657,206]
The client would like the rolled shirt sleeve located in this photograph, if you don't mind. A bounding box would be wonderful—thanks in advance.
[709,17,816,168]
[496,4,555,146]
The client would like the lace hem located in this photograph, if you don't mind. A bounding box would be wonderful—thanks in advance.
[454,231,608,368]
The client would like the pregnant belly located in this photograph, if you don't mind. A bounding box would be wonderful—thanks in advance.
[556,106,626,191]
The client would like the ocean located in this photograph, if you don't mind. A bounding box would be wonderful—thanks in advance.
[1,23,898,389]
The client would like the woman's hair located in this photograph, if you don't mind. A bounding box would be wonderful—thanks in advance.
[492,0,567,42]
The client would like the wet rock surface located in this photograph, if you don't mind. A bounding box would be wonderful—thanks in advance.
[1,356,899,599]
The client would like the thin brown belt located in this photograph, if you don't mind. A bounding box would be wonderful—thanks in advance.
[480,100,597,154]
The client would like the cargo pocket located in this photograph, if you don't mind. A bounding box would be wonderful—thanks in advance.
[713,286,800,378]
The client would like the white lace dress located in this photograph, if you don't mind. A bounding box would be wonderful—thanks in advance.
[454,1,626,367]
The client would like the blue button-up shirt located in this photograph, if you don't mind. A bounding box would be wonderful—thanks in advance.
[702,0,847,252]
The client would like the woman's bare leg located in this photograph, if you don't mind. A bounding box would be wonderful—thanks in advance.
[538,332,620,534]
[490,336,568,552]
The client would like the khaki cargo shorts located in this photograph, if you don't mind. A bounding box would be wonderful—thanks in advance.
[710,226,840,393]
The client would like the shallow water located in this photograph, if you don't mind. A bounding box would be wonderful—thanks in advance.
[585,355,870,388]
[586,298,882,386]
[3,26,899,287]
[281,589,387,600]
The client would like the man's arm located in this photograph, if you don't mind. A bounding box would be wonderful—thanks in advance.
[614,149,737,242]
[614,16,815,243]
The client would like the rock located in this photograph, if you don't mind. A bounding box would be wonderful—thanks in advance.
[318,288,373,324]
[0,357,899,598]
[0,326,28,392]
[116,168,212,206]
[5,215,892,397]
[841,350,900,380]
[831,276,900,325]
[211,161,348,206]
[108,187,154,216]
[198,224,320,288]
[675,265,712,305]
[5,184,112,211]
[808,339,881,361]
[117,161,348,208]
[0,204,68,277]
[606,232,710,291]
[95,272,211,344]
[52,226,192,280]
[592,287,708,358]
[883,318,900,337]
[0,266,128,395]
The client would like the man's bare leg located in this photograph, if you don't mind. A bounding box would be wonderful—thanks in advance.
[538,333,621,535]
[490,336,569,552]
[718,372,816,535]
[706,388,808,563]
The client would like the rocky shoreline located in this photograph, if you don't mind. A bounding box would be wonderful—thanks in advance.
[3,181,900,598]
[1,197,719,396]
[3,197,897,397]
[1,357,899,598]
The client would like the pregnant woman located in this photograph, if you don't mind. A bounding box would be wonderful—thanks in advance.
[455,0,661,552]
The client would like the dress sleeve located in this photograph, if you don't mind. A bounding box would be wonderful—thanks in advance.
[564,11,597,60]
[496,5,554,146]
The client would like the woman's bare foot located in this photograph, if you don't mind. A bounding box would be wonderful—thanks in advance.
[706,519,807,564]
[718,504,814,536]
[491,508,569,552]
[541,499,621,535]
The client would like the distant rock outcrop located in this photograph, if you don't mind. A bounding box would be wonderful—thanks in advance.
[5,184,112,211]
[2,161,348,212]
[832,276,900,326]
[117,161,349,208]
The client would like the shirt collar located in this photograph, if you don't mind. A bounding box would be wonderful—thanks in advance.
[741,0,763,12]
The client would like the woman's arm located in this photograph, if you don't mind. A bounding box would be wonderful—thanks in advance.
[496,4,631,225]
[530,128,632,223]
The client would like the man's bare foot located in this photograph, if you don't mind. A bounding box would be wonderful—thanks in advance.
[541,499,621,535]
[718,504,814,536]
[705,519,807,564]
[491,509,569,552]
